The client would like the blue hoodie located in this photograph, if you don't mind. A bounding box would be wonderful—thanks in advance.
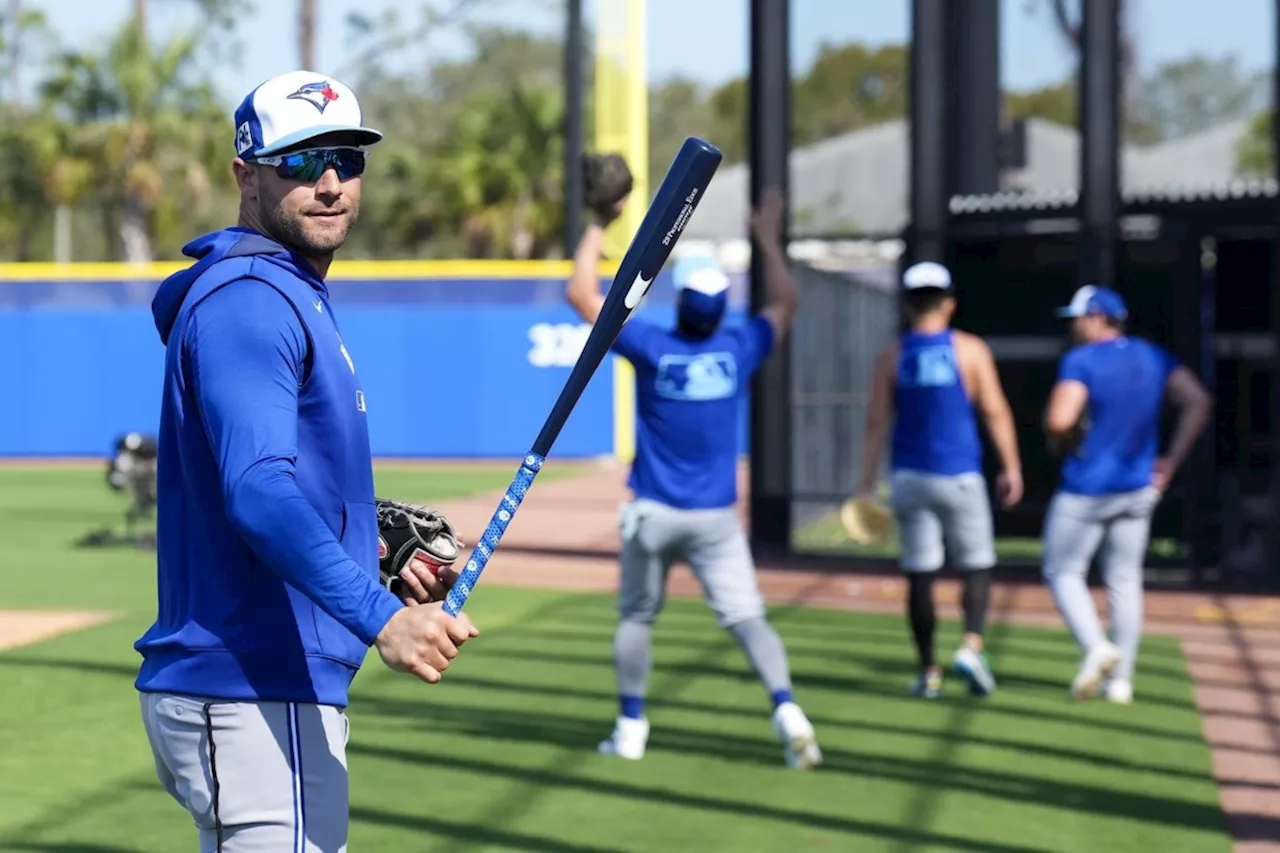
[134,227,404,708]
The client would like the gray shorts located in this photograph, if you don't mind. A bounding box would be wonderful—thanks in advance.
[140,691,350,852]
[1042,486,1161,580]
[890,469,996,572]
[618,498,765,627]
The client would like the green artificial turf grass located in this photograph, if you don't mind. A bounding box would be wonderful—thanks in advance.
[0,468,1232,853]
[0,463,579,610]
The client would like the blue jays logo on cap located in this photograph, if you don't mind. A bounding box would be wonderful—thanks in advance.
[287,81,341,114]
[232,70,383,159]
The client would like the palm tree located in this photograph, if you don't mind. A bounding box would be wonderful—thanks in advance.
[40,18,231,262]
[299,0,316,69]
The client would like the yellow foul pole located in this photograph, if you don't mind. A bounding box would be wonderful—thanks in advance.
[594,0,647,465]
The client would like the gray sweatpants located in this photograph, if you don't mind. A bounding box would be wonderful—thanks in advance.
[139,691,350,852]
[1041,486,1161,681]
[618,498,765,627]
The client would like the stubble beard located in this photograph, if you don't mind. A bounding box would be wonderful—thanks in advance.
[261,196,358,258]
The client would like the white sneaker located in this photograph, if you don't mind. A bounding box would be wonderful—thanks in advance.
[952,644,997,697]
[772,701,823,770]
[1102,677,1133,705]
[597,715,649,760]
[1070,641,1122,700]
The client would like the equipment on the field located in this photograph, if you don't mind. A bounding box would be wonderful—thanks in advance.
[75,432,159,550]
[839,494,894,545]
[441,136,723,617]
[1050,413,1091,457]
[583,151,634,226]
[375,499,462,599]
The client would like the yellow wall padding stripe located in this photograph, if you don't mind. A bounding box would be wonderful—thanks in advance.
[594,0,648,466]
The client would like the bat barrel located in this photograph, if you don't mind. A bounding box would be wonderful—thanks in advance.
[444,135,723,613]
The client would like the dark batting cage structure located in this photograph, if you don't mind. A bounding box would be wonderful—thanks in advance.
[741,0,1280,592]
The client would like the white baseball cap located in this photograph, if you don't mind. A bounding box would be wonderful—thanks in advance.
[902,261,953,290]
[233,70,383,159]
[673,254,731,295]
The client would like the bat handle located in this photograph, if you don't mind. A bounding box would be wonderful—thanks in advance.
[442,452,545,616]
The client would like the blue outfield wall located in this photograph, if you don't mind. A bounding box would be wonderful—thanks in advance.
[0,267,752,458]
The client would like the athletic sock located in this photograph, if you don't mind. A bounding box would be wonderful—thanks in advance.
[770,689,794,708]
[619,695,645,720]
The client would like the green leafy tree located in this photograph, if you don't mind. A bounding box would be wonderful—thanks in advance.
[1235,109,1271,178]
[39,18,233,261]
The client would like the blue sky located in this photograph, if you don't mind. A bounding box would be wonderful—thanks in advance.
[19,0,1277,107]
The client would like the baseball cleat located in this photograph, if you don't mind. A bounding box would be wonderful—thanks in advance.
[597,715,649,760]
[1070,640,1122,700]
[952,645,996,697]
[910,669,943,699]
[772,701,822,770]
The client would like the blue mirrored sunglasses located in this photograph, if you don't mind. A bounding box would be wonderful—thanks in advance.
[251,147,368,182]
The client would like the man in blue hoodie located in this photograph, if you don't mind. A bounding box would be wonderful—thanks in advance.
[135,70,478,852]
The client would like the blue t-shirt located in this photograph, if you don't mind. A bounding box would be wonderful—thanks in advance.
[890,330,984,477]
[1055,336,1179,496]
[611,315,774,509]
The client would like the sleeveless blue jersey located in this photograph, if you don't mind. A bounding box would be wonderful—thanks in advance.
[890,330,983,476]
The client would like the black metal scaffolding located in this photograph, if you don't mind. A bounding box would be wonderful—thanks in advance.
[1078,0,1121,288]
[747,0,792,551]
[906,0,948,266]
[946,0,1001,198]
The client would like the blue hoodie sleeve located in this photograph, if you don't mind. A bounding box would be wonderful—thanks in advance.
[185,278,403,647]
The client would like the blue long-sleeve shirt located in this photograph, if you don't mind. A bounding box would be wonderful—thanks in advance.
[135,227,402,707]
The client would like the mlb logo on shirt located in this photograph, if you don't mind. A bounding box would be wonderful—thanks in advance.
[897,345,958,388]
[355,390,366,412]
[655,352,738,401]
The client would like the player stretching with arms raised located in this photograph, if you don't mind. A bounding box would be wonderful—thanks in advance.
[858,261,1023,699]
[565,182,820,769]
[1042,285,1211,704]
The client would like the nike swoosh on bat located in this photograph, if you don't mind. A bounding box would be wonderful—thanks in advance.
[624,273,653,309]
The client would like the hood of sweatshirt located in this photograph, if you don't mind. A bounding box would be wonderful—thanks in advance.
[152,227,329,345]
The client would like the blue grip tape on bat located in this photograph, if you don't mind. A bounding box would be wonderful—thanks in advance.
[443,136,724,616]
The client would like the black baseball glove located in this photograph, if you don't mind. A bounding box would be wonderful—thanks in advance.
[1049,413,1090,458]
[583,152,633,226]
[375,499,463,599]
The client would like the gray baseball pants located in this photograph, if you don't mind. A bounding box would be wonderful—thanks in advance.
[613,498,792,702]
[1041,486,1161,681]
[139,691,350,852]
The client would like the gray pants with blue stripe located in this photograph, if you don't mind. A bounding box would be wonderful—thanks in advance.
[1041,486,1161,682]
[140,691,349,852]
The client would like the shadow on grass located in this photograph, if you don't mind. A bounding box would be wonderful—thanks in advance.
[351,806,630,853]
[453,642,1205,715]
[2,840,148,845]
[354,694,1226,834]
[351,740,1185,853]
[358,690,1216,784]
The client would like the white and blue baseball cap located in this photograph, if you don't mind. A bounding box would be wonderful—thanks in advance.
[672,254,730,334]
[901,261,953,290]
[1055,285,1129,321]
[233,70,383,159]
[673,254,731,296]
